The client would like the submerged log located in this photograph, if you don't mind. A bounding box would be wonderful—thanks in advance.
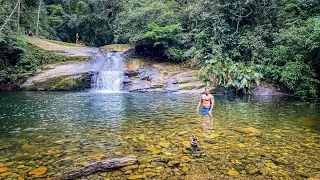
[55,157,137,180]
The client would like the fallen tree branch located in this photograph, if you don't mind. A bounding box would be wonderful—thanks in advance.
[55,157,138,180]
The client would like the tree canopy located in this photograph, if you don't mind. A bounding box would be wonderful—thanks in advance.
[0,0,319,97]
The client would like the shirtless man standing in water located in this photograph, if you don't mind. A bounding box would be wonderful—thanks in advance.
[196,87,214,117]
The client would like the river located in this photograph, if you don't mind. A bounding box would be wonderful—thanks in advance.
[0,91,319,179]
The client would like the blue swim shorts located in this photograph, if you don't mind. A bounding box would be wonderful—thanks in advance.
[201,108,211,115]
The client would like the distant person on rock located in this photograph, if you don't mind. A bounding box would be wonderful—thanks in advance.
[196,87,214,117]
[75,33,79,44]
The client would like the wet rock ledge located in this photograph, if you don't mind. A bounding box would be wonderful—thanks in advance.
[122,69,205,93]
[20,72,94,91]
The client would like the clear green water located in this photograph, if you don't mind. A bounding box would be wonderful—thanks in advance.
[0,91,319,179]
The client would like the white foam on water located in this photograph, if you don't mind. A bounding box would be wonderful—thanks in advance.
[91,52,125,92]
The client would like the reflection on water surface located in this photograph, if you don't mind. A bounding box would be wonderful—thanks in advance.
[0,91,319,179]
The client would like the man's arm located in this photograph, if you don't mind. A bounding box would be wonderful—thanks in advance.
[211,95,214,109]
[209,95,214,116]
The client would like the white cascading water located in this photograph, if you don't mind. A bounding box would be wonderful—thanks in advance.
[91,51,125,92]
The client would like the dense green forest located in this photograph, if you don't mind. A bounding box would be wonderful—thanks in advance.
[0,0,319,97]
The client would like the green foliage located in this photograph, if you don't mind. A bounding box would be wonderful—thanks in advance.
[280,61,319,97]
[114,1,176,44]
[145,23,182,46]
[115,0,319,97]
[268,16,320,97]
[145,23,184,61]
[56,0,122,46]
[0,0,319,96]
[46,4,64,30]
[200,45,262,91]
[0,31,73,86]
[0,31,25,83]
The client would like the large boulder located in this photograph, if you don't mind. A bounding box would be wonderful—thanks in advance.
[121,76,133,90]
[166,78,178,84]
[168,71,199,84]
[20,72,93,91]
[138,68,155,81]
[125,81,151,92]
[250,86,284,96]
[124,70,139,77]
[234,126,262,137]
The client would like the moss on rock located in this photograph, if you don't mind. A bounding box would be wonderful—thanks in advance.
[22,73,91,91]
[181,85,196,90]
[45,39,85,47]
[178,80,192,84]
[69,56,91,62]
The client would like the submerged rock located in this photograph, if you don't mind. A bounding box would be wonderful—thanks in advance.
[0,167,8,173]
[168,161,180,167]
[159,142,170,149]
[234,126,262,137]
[247,168,260,175]
[127,82,151,92]
[273,157,289,165]
[151,150,162,155]
[228,170,239,176]
[180,156,190,162]
[127,174,146,180]
[0,141,12,150]
[28,167,47,176]
[121,165,139,171]
[182,166,189,172]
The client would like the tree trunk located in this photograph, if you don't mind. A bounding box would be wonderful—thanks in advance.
[36,0,42,37]
[17,0,20,36]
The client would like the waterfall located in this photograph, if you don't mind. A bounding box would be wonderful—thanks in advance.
[91,51,125,92]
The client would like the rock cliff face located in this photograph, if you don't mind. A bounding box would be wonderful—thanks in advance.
[18,37,101,91]
[19,37,290,95]
[20,60,102,91]
[20,38,206,92]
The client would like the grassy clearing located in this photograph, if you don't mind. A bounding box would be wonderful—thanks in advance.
[101,44,134,52]
[44,39,85,47]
